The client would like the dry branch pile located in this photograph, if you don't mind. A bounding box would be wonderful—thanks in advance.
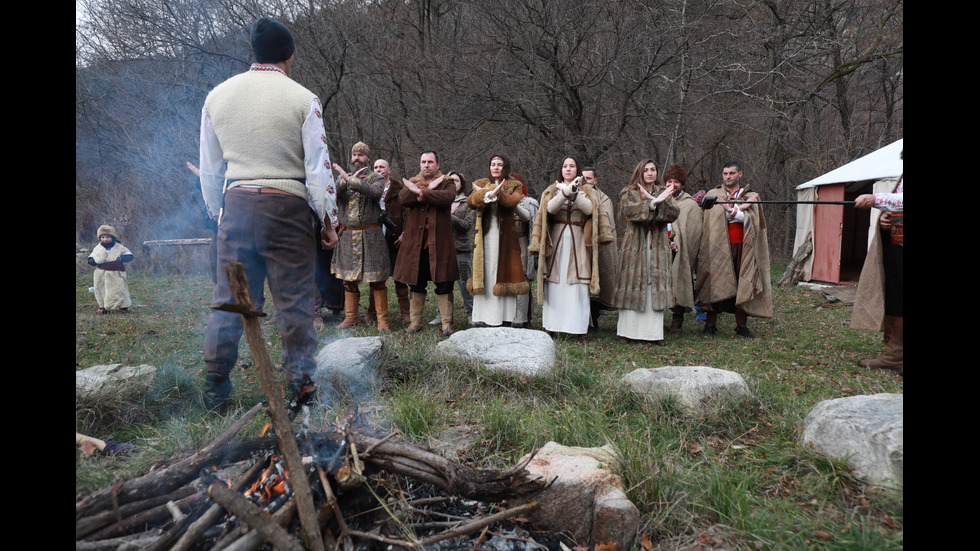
[76,262,554,550]
[75,403,553,550]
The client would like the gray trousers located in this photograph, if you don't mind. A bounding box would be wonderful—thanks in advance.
[204,189,318,383]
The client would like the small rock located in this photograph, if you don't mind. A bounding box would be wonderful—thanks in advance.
[314,336,384,401]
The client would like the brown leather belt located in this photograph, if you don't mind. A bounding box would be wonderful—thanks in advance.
[231,186,295,196]
[337,222,381,237]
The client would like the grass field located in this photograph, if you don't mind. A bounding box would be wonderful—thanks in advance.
[75,269,902,550]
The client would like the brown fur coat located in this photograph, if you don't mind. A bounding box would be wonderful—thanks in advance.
[612,183,679,311]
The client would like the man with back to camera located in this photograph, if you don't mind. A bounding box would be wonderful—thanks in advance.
[198,17,338,411]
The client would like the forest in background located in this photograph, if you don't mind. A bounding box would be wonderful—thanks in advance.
[75,0,903,263]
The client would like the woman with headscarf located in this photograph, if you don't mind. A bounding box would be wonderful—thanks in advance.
[529,156,613,336]
[612,159,679,344]
[467,155,529,326]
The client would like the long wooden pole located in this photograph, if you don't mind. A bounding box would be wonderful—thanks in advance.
[213,261,325,551]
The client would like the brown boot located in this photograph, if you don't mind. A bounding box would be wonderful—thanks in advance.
[406,292,426,334]
[668,311,684,334]
[373,288,390,331]
[438,293,454,337]
[858,315,903,374]
[397,287,411,322]
[337,290,359,328]
[364,291,377,323]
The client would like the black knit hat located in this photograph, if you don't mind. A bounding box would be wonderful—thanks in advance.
[250,18,295,64]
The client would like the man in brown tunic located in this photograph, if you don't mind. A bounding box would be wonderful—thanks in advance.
[392,150,460,335]
[332,141,391,330]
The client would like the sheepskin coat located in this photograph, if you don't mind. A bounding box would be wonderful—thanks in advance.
[528,183,614,304]
[612,183,679,312]
[89,241,134,310]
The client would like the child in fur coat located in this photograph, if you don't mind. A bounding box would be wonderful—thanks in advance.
[87,225,134,314]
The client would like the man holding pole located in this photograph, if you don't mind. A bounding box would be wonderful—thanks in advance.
[198,17,338,412]
[695,161,772,337]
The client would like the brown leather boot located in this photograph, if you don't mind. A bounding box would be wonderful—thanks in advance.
[397,287,411,322]
[364,291,377,322]
[337,290,360,328]
[438,293,454,337]
[668,310,684,334]
[858,315,903,374]
[373,288,389,331]
[406,292,426,334]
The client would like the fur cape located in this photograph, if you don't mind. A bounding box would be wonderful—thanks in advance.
[694,184,773,318]
[528,183,614,304]
[467,178,530,296]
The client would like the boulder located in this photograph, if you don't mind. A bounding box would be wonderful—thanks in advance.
[314,336,384,400]
[435,327,554,376]
[622,365,752,414]
[801,393,903,485]
[512,442,639,549]
[76,363,156,394]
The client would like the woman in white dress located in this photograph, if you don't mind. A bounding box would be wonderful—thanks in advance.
[612,159,679,344]
[467,155,530,326]
[529,156,613,337]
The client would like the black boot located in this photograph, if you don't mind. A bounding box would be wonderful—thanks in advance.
[735,325,756,338]
[204,372,232,412]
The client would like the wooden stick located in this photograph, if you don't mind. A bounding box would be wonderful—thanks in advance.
[418,502,538,547]
[220,261,324,551]
[208,483,304,551]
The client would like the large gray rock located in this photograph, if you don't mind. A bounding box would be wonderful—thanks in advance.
[314,336,384,401]
[76,363,156,394]
[512,442,639,549]
[622,366,753,414]
[435,327,554,376]
[802,393,903,485]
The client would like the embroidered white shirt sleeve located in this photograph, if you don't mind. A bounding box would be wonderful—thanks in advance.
[303,98,339,227]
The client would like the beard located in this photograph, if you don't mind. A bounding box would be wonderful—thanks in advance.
[351,159,368,171]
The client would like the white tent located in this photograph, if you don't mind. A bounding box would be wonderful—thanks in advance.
[792,138,903,283]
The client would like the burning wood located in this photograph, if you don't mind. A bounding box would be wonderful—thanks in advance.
[75,262,554,550]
